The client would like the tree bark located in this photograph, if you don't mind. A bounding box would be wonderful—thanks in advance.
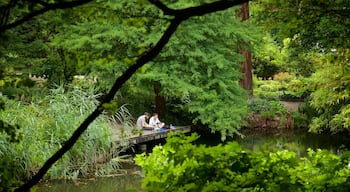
[237,2,253,95]
[153,82,166,116]
[239,49,253,92]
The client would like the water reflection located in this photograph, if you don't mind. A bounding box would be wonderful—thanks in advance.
[36,174,144,192]
[234,129,350,156]
[195,129,350,156]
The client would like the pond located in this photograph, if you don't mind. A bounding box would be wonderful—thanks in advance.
[36,174,144,192]
[36,158,144,192]
[233,129,350,156]
[36,128,350,191]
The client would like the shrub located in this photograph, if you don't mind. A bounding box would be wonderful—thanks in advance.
[254,75,311,101]
[135,133,350,192]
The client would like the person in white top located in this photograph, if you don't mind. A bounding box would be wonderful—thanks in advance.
[149,113,165,130]
[136,112,153,130]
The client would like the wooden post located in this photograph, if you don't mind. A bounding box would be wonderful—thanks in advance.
[137,144,147,152]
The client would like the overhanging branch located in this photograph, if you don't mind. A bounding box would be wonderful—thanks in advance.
[150,0,251,19]
[14,0,250,191]
[0,0,93,32]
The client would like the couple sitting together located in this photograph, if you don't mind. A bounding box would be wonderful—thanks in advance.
[137,112,172,132]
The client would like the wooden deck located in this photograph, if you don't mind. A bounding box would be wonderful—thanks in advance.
[111,125,191,146]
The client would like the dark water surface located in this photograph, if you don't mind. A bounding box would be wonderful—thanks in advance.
[36,174,144,192]
[235,129,350,155]
[197,129,350,155]
[36,128,350,191]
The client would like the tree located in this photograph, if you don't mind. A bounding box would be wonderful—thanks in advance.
[1,0,251,191]
[251,0,350,133]
[0,10,77,86]
[308,51,350,133]
[252,0,350,51]
[237,2,253,93]
[47,0,258,137]
[140,1,258,137]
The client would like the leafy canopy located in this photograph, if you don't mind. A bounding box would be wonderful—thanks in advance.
[253,0,350,51]
[50,0,259,139]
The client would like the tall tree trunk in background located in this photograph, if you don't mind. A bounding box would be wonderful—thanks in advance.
[237,2,253,95]
[153,81,166,116]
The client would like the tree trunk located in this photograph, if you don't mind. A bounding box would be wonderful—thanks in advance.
[153,81,166,116]
[239,49,252,92]
[237,2,253,95]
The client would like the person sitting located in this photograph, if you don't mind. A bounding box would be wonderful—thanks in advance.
[149,113,165,131]
[136,112,153,130]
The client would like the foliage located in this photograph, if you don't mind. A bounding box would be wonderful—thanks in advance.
[0,85,120,189]
[0,0,259,189]
[0,135,24,192]
[252,0,350,51]
[308,51,350,133]
[252,36,316,78]
[278,39,315,77]
[0,9,75,85]
[135,133,350,192]
[140,0,259,138]
[245,95,291,129]
[252,36,281,80]
[251,75,312,129]
[49,0,260,139]
[291,111,308,129]
[248,97,287,117]
[254,73,311,101]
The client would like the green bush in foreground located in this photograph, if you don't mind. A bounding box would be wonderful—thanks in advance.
[135,133,350,192]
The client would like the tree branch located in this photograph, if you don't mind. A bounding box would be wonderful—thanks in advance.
[31,0,50,7]
[0,0,18,27]
[150,0,251,19]
[148,0,177,15]
[14,16,183,192]
[0,0,93,32]
[14,0,249,191]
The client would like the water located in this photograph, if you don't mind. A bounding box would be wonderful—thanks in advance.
[35,159,144,192]
[194,128,350,156]
[234,129,350,156]
[36,174,144,192]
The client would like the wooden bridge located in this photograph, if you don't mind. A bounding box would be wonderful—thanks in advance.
[111,125,191,148]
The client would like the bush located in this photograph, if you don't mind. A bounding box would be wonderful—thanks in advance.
[248,97,288,117]
[245,96,290,129]
[135,133,350,192]
[254,75,311,101]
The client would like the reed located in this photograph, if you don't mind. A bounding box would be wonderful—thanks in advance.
[0,85,132,183]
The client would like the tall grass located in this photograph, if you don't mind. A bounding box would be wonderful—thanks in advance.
[107,104,139,148]
[0,85,131,184]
